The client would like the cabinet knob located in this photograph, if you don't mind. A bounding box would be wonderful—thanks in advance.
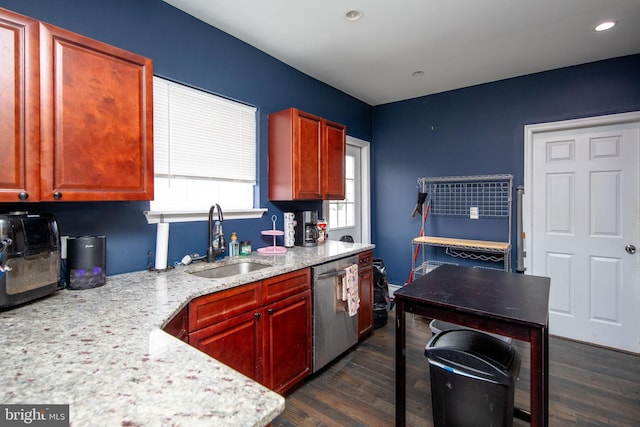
[268,308,275,315]
[254,312,261,319]
[18,192,29,200]
[53,191,62,200]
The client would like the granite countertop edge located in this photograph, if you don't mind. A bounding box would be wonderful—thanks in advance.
[0,241,374,427]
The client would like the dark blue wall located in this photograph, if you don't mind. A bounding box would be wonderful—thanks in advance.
[372,54,640,284]
[0,0,372,274]
[2,1,639,284]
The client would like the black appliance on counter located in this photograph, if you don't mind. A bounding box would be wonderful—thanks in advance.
[0,212,62,309]
[294,210,319,246]
[67,236,106,290]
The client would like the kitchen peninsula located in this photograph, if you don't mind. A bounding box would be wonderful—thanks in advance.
[0,241,373,426]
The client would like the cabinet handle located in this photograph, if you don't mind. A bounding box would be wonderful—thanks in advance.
[53,191,62,200]
[254,312,261,319]
[18,192,29,201]
[268,308,275,315]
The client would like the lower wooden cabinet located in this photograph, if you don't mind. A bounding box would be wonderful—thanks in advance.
[358,251,374,338]
[263,290,312,394]
[189,309,263,382]
[169,268,312,395]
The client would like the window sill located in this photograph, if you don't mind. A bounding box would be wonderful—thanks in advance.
[144,208,267,224]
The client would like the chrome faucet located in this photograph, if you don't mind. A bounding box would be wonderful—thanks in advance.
[207,204,225,262]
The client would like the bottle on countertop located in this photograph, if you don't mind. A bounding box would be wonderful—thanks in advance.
[240,241,252,256]
[229,232,239,257]
[317,219,327,243]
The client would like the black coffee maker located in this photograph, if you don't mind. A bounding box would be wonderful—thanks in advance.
[294,211,319,247]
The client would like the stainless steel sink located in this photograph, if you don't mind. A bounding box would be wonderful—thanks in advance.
[189,261,270,279]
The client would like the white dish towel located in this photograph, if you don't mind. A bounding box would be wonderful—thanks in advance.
[342,264,360,316]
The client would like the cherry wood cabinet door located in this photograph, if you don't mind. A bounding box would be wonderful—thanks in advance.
[293,111,323,199]
[263,290,312,395]
[322,119,346,200]
[0,8,40,202]
[189,309,263,383]
[39,22,153,201]
[358,251,374,338]
[268,108,322,200]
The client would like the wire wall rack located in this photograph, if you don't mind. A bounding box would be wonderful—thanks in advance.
[412,174,513,277]
[418,174,512,217]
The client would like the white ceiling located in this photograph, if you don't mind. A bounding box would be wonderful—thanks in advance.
[163,0,640,106]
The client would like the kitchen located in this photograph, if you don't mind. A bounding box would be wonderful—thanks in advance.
[1,0,639,426]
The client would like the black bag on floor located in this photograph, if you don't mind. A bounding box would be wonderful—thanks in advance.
[373,258,389,328]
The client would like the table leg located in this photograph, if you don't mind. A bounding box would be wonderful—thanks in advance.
[544,325,549,425]
[395,300,406,426]
[530,327,548,427]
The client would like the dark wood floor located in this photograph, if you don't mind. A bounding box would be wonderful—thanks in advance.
[273,309,640,427]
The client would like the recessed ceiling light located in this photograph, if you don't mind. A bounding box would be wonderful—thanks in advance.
[594,21,616,31]
[345,10,363,21]
[412,71,425,77]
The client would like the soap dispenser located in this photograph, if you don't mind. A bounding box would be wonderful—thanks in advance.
[229,232,239,257]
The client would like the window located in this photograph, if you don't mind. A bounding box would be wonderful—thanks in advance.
[327,154,355,228]
[150,76,257,213]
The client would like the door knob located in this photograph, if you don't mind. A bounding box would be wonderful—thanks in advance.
[625,245,636,254]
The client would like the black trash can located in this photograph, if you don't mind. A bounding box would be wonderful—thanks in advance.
[425,329,521,427]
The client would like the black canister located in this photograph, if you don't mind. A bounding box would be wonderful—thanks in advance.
[66,236,106,290]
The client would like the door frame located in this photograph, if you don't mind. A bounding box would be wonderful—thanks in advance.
[323,136,371,244]
[523,110,640,272]
[349,136,371,244]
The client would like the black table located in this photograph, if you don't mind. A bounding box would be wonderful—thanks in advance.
[394,265,550,426]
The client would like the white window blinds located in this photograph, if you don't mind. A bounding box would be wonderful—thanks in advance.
[153,76,257,182]
[151,77,257,212]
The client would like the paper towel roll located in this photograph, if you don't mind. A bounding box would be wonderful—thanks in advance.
[155,222,170,270]
[284,212,295,247]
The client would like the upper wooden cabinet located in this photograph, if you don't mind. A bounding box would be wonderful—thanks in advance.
[0,8,40,202]
[268,108,345,201]
[39,23,153,201]
[0,7,153,202]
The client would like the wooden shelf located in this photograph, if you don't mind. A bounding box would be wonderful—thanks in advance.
[413,236,511,252]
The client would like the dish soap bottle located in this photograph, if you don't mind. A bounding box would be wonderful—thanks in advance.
[229,232,239,257]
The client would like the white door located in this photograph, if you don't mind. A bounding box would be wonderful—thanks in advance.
[324,137,371,243]
[525,113,640,353]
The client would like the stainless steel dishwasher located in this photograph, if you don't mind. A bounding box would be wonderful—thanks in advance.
[312,255,359,372]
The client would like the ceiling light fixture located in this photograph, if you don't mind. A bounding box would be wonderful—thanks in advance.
[594,21,616,31]
[345,10,363,21]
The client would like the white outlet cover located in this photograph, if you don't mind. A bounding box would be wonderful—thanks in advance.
[470,207,479,219]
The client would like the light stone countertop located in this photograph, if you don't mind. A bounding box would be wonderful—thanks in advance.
[0,241,374,426]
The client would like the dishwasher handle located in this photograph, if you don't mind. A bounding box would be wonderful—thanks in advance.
[315,269,347,281]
